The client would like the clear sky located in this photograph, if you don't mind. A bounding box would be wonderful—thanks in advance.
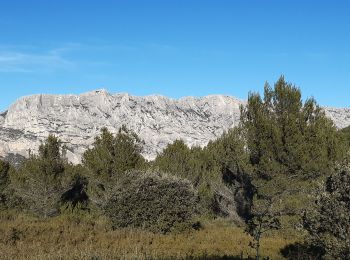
[0,0,349,111]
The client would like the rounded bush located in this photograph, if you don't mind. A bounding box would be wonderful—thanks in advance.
[104,171,198,233]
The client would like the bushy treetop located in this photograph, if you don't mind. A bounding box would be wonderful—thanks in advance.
[83,126,145,177]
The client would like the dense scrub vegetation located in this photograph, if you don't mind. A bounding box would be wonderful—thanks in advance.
[105,171,198,234]
[303,167,350,259]
[0,76,349,259]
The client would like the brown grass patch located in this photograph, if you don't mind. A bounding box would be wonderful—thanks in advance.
[0,211,297,259]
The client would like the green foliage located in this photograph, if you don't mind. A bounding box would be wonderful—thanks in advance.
[206,128,254,219]
[1,77,347,256]
[153,140,219,184]
[83,126,146,209]
[0,160,9,192]
[61,164,88,208]
[303,170,350,259]
[9,135,73,218]
[104,170,198,234]
[207,128,251,178]
[0,160,10,206]
[83,126,145,177]
[153,135,254,220]
[281,242,324,260]
[340,125,350,147]
[240,76,346,228]
[241,76,344,179]
[153,140,192,179]
[37,135,66,175]
[153,140,217,215]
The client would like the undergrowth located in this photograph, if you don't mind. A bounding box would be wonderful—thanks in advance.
[0,210,297,259]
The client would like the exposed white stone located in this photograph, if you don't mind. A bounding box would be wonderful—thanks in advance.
[324,107,350,129]
[0,90,349,163]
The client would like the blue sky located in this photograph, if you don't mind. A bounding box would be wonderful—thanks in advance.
[0,0,349,111]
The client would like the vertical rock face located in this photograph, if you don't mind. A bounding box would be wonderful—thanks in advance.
[0,89,349,163]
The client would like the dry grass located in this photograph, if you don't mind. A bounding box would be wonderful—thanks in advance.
[0,210,297,259]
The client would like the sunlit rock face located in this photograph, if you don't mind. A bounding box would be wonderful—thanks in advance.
[0,90,244,162]
[0,90,349,163]
[324,107,350,129]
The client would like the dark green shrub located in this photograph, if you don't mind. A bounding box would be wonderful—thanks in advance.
[0,159,9,188]
[340,125,350,147]
[153,132,254,221]
[281,242,324,260]
[61,164,89,208]
[104,170,198,233]
[303,170,350,259]
[0,160,10,206]
[206,128,254,220]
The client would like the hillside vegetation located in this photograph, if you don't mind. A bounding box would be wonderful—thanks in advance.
[0,77,349,259]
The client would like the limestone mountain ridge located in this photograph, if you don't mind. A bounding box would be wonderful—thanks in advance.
[0,89,349,163]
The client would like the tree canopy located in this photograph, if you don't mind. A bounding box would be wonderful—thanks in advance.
[83,126,145,177]
[240,76,345,180]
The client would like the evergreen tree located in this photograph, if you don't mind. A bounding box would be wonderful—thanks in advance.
[240,76,344,179]
[153,140,195,180]
[240,85,282,179]
[83,126,145,208]
[10,135,72,217]
[240,76,346,230]
[83,126,145,177]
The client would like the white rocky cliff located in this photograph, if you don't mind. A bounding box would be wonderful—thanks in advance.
[324,107,350,129]
[0,90,244,163]
[0,89,349,164]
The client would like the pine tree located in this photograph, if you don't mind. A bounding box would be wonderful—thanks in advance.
[241,76,344,180]
[83,126,145,208]
[240,76,346,230]
[83,126,145,177]
[10,135,71,217]
[153,140,192,180]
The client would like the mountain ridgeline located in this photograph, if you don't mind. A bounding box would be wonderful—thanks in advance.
[0,87,349,164]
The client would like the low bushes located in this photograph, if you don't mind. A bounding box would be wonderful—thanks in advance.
[104,171,199,233]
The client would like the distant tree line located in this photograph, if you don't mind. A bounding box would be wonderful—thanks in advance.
[0,76,349,258]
